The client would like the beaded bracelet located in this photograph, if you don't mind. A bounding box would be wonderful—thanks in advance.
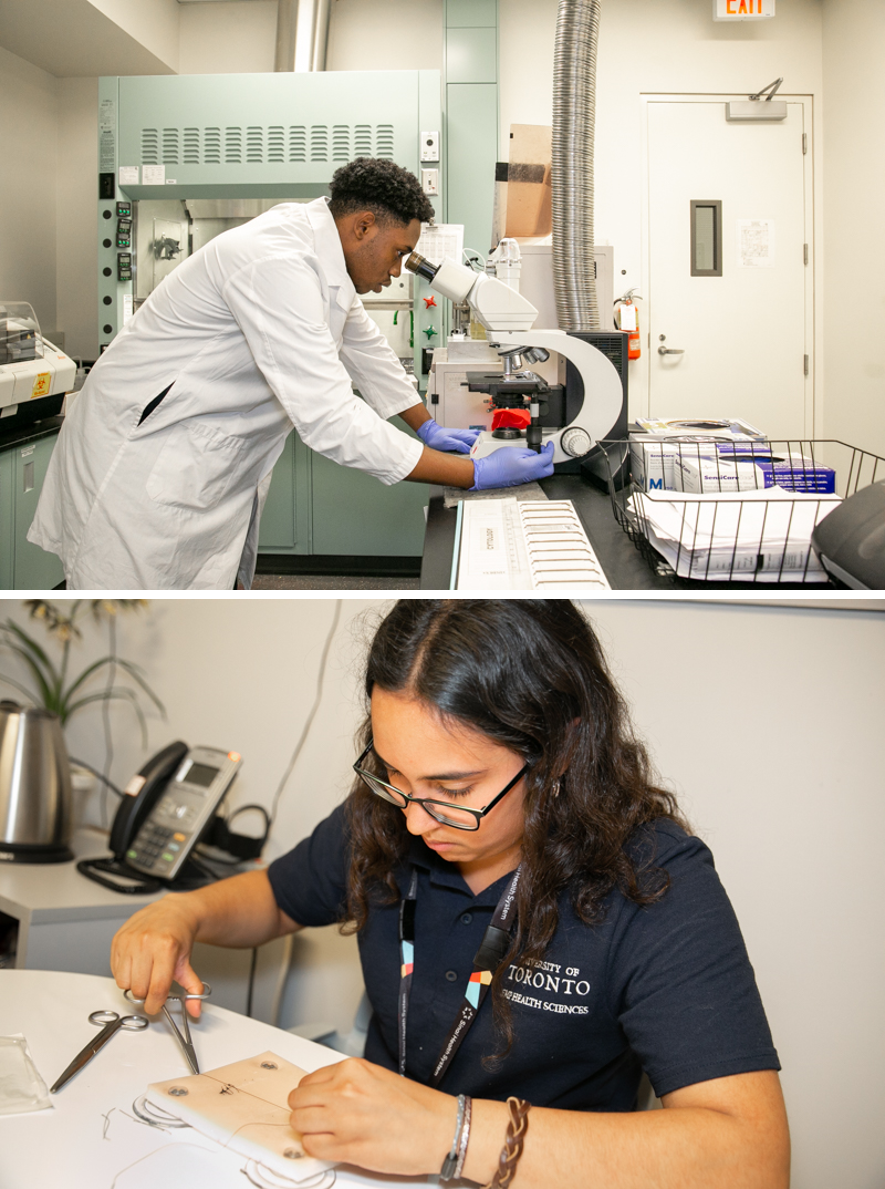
[481,1096,532,1189]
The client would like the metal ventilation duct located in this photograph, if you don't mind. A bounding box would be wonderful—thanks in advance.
[275,0,331,73]
[551,0,601,331]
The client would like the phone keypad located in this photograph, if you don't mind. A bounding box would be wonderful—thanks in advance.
[123,748,242,880]
[128,823,189,870]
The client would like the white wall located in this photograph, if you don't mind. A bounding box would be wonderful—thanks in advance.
[0,46,59,338]
[326,0,442,72]
[88,0,181,73]
[0,595,882,1189]
[499,0,825,424]
[178,1,278,74]
[821,0,885,457]
[584,599,885,1189]
[56,77,99,361]
[176,0,444,75]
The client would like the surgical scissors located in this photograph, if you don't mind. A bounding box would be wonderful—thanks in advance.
[125,982,212,1075]
[50,1010,148,1093]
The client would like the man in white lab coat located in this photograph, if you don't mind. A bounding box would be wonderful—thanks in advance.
[29,158,552,590]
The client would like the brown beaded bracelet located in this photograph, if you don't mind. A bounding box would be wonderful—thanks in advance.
[481,1096,532,1189]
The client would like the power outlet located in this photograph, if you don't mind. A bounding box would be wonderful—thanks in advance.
[421,169,439,196]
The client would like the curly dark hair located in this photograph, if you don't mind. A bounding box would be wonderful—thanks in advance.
[344,599,688,1062]
[328,157,435,225]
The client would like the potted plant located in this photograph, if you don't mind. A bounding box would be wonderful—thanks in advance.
[0,600,165,833]
[0,600,164,740]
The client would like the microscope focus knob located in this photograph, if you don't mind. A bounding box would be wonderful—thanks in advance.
[560,427,593,457]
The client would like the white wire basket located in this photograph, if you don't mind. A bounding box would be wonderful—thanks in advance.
[599,438,884,586]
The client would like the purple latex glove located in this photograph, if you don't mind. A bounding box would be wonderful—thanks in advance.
[416,418,481,454]
[471,441,555,490]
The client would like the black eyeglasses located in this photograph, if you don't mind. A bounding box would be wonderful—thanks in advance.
[353,740,529,831]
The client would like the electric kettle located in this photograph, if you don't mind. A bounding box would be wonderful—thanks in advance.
[0,700,73,863]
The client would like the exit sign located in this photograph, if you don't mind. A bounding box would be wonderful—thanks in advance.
[714,0,775,18]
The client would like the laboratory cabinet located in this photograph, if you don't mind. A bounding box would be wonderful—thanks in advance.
[0,419,423,589]
[258,418,428,560]
[0,421,64,591]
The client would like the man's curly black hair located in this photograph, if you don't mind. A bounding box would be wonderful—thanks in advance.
[328,157,435,226]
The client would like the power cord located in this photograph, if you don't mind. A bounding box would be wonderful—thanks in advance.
[265,599,343,842]
[266,598,343,1026]
[67,757,124,801]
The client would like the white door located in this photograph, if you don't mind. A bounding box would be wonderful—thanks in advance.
[644,96,813,438]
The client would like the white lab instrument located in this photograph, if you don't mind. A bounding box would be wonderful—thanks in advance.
[0,302,76,429]
[405,251,622,466]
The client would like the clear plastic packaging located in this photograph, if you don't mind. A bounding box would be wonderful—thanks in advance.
[0,302,43,365]
[0,1034,51,1115]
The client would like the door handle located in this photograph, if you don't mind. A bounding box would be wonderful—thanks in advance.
[657,346,685,355]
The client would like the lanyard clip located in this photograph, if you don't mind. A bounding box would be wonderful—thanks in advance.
[473,923,511,972]
[399,895,416,943]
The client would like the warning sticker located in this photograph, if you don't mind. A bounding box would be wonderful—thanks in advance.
[31,373,52,399]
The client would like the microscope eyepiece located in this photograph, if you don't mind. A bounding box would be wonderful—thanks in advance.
[404,252,439,282]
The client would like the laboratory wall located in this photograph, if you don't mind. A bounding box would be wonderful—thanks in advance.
[498,0,825,427]
[87,0,181,73]
[56,77,99,362]
[821,0,885,458]
[325,0,443,73]
[0,595,882,1189]
[0,45,59,342]
[0,4,880,447]
[178,0,278,74]
[2,1,884,446]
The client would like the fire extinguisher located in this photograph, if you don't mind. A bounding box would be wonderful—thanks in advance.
[615,290,642,361]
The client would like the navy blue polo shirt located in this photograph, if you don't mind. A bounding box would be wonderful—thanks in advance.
[267,803,779,1110]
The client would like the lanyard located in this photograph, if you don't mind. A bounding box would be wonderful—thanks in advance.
[398,863,522,1088]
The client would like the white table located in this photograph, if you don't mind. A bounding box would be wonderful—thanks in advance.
[0,969,431,1189]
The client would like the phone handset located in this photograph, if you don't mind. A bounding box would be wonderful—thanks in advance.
[109,740,189,861]
[77,743,242,894]
[122,746,242,881]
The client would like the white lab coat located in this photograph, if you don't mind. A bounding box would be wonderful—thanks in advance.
[28,198,424,590]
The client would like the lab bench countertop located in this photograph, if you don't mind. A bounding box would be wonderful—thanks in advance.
[420,472,841,592]
[0,414,64,454]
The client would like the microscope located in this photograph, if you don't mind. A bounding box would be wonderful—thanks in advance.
[405,249,624,468]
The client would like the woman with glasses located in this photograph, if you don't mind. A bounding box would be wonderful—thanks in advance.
[111,600,789,1189]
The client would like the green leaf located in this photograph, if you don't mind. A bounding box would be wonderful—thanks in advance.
[0,640,55,707]
[111,658,166,716]
[65,687,150,748]
[60,656,118,701]
[0,675,39,703]
[4,620,55,671]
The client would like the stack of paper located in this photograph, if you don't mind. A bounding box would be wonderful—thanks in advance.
[630,488,841,582]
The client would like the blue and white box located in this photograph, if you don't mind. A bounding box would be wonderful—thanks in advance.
[715,447,836,493]
[675,453,837,494]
